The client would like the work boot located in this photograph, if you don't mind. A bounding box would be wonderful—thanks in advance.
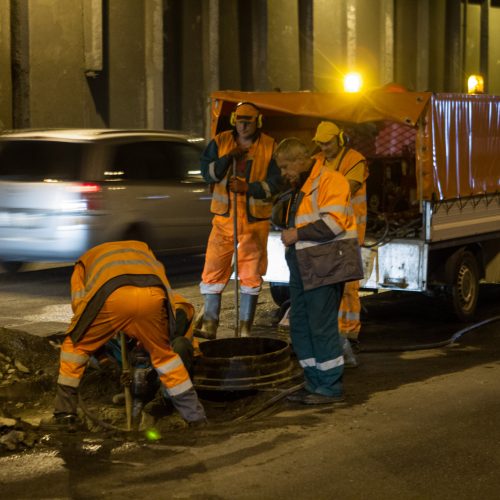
[239,293,258,337]
[39,413,84,433]
[302,393,346,405]
[342,337,359,368]
[197,294,221,340]
[286,388,311,403]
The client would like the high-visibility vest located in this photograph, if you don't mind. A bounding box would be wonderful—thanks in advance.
[289,161,363,289]
[210,130,276,220]
[67,240,176,342]
[316,148,368,243]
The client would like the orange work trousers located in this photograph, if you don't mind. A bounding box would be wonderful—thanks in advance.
[338,280,361,340]
[58,286,192,397]
[201,194,269,294]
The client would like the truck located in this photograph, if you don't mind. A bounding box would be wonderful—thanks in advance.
[210,89,500,321]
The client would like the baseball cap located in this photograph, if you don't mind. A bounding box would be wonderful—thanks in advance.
[313,121,342,143]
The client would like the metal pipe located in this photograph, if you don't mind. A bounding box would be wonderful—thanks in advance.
[232,159,240,337]
[120,332,133,431]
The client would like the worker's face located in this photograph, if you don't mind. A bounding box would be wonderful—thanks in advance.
[275,154,308,187]
[318,136,341,160]
[235,118,258,139]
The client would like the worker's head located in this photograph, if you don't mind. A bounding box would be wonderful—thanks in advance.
[274,138,312,187]
[313,121,346,160]
[230,102,262,139]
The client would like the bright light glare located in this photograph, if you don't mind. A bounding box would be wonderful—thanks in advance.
[467,75,484,94]
[145,428,161,441]
[344,72,362,93]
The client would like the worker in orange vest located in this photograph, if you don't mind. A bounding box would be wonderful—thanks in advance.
[313,121,369,366]
[199,102,282,338]
[41,240,206,431]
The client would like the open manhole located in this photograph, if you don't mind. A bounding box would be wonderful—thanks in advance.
[193,337,298,391]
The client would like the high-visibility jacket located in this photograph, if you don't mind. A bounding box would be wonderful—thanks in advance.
[315,148,368,243]
[208,130,277,220]
[288,161,364,290]
[67,240,176,343]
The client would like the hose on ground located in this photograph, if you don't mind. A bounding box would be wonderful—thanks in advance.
[360,315,500,353]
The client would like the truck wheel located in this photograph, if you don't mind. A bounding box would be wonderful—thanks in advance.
[1,261,24,273]
[269,283,290,307]
[449,251,479,322]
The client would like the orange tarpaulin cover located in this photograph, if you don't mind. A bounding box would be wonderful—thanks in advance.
[210,90,500,200]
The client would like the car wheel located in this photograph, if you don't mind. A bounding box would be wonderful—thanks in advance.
[447,250,480,322]
[269,282,290,307]
[122,223,154,247]
[1,261,24,273]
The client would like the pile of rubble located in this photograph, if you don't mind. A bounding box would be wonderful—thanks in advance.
[0,327,59,453]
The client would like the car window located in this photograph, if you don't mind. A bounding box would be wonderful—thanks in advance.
[110,140,203,182]
[0,140,84,181]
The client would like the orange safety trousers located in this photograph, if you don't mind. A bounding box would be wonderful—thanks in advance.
[202,193,269,293]
[58,286,192,396]
[338,221,365,340]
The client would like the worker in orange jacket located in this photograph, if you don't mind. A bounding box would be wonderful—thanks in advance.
[274,138,364,404]
[313,121,368,365]
[42,240,206,431]
[199,102,282,338]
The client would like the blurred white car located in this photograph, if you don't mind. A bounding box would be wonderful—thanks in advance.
[0,129,212,271]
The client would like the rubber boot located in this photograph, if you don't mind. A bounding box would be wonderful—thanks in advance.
[342,336,358,368]
[239,293,258,337]
[199,294,221,340]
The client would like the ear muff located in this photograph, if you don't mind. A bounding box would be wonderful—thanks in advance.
[230,102,263,128]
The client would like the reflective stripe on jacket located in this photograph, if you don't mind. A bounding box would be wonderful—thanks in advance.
[67,240,176,343]
[290,161,364,290]
[209,130,276,220]
[316,148,368,243]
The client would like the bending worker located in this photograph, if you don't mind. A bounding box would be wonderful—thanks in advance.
[313,121,368,360]
[199,101,282,338]
[43,240,206,431]
[274,138,363,404]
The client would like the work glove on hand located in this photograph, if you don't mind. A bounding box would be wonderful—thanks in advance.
[227,146,247,162]
[229,176,249,193]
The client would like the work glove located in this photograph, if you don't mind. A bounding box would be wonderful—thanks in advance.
[227,146,247,162]
[229,176,249,193]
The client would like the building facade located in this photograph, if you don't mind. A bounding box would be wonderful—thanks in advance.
[0,0,499,136]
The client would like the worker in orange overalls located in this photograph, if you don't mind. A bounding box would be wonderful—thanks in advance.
[313,121,368,366]
[199,102,282,338]
[42,240,206,431]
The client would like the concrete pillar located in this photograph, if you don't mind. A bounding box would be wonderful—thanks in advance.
[298,0,314,90]
[444,0,462,92]
[145,0,164,129]
[0,0,13,128]
[380,0,394,86]
[416,0,429,91]
[480,0,489,92]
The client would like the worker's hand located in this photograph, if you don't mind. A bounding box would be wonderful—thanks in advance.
[281,228,298,247]
[120,371,132,387]
[229,176,249,193]
[227,146,247,162]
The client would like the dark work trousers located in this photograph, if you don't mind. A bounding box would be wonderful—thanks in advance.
[286,246,344,397]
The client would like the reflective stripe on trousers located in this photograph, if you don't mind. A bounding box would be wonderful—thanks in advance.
[286,246,344,398]
[58,286,192,396]
[338,280,361,338]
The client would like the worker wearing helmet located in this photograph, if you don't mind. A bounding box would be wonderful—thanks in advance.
[313,121,368,365]
[42,240,206,431]
[199,102,282,338]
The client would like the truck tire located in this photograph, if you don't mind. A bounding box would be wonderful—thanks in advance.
[448,250,479,322]
[1,261,24,273]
